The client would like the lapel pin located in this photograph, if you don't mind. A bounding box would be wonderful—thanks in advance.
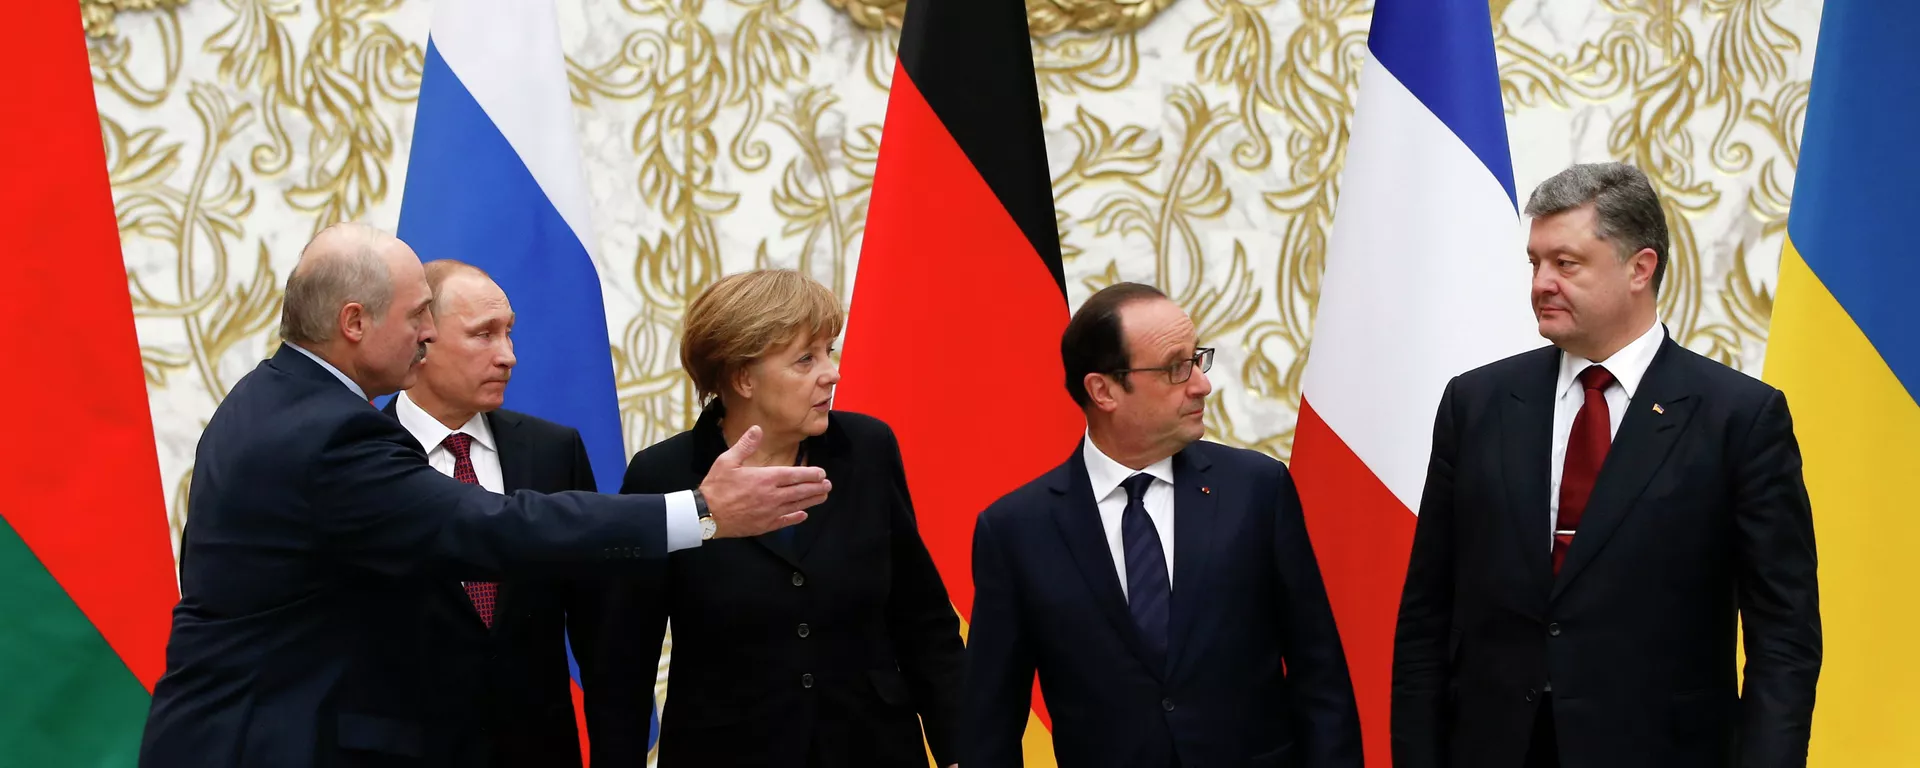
[1200,486,1211,495]
[1652,403,1665,414]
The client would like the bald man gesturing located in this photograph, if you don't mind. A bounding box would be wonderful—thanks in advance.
[139,223,828,768]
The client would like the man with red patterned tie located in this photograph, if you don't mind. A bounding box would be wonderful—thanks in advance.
[1390,162,1822,768]
[141,223,827,768]
[385,259,591,767]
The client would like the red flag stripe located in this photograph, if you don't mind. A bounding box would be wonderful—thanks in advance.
[0,3,180,691]
[1291,398,1418,768]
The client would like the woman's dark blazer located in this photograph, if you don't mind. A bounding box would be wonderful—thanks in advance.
[574,403,965,767]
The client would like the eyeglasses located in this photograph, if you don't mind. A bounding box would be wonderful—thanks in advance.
[1111,347,1214,385]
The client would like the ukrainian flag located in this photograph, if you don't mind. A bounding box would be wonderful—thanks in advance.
[1762,1,1920,763]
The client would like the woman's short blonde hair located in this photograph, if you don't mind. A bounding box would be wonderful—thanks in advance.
[681,269,845,402]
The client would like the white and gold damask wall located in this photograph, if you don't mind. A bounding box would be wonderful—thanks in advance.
[90,0,1820,553]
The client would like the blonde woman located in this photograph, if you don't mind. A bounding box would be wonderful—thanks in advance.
[576,270,964,768]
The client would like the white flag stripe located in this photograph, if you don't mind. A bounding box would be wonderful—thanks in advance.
[427,0,598,258]
[1301,56,1541,513]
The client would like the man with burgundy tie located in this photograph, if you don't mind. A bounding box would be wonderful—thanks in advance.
[963,283,1362,768]
[1391,163,1822,768]
[141,223,830,768]
[383,259,592,766]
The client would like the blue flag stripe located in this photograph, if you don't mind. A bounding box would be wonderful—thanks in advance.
[398,41,627,495]
[1785,0,1920,402]
[1366,0,1516,207]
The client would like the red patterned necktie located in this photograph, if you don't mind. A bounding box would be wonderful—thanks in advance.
[442,433,498,627]
[1554,365,1616,575]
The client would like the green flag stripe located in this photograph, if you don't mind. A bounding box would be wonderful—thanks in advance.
[0,514,151,765]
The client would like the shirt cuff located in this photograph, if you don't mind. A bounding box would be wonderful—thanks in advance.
[664,490,703,552]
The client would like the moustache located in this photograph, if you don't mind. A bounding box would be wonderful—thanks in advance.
[413,343,428,363]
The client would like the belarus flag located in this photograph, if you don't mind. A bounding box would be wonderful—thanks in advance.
[1288,0,1538,764]
[0,3,178,765]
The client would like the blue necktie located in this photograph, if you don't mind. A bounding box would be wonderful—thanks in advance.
[1121,473,1170,667]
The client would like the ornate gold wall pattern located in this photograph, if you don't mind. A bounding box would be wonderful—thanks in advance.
[827,0,1178,35]
[93,0,1821,550]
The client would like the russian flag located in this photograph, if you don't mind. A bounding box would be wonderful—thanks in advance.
[396,0,647,758]
[1287,0,1539,764]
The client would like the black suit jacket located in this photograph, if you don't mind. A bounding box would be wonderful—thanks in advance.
[1391,336,1821,768]
[574,404,965,767]
[379,399,600,768]
[140,345,672,768]
[963,440,1363,768]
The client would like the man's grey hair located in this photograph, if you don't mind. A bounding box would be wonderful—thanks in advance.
[278,222,397,345]
[1524,162,1669,294]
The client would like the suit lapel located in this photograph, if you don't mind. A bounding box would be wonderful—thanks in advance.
[787,432,843,562]
[1501,349,1560,592]
[1552,340,1695,600]
[1048,448,1162,679]
[490,410,535,497]
[481,411,530,634]
[1163,447,1217,679]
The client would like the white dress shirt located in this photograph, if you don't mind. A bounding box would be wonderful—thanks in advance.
[395,391,505,493]
[1083,434,1176,599]
[1547,320,1666,547]
[284,343,701,551]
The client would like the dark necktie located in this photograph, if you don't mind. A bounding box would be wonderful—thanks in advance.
[1121,473,1170,666]
[443,433,498,627]
[1554,365,1616,575]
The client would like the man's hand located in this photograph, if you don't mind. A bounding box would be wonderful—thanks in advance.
[698,425,830,538]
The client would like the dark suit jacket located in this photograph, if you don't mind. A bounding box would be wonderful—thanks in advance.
[379,399,599,768]
[1391,335,1822,768]
[140,345,672,768]
[573,404,965,767]
[963,440,1363,768]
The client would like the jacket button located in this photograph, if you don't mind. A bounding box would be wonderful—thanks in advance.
[1525,689,1537,702]
[792,572,805,587]
[801,673,814,688]
[797,623,811,638]
[1161,698,1175,712]
[1548,623,1561,637]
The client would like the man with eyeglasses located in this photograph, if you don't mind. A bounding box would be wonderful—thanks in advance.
[962,282,1362,768]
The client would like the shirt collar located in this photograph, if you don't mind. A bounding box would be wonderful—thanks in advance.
[1082,433,1175,501]
[394,390,495,455]
[288,343,367,401]
[1556,319,1667,400]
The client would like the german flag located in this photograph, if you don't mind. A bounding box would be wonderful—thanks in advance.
[0,3,180,764]
[833,0,1083,759]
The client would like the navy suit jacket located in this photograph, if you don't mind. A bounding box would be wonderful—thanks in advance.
[1391,338,1821,768]
[963,440,1363,768]
[378,400,601,768]
[140,345,669,768]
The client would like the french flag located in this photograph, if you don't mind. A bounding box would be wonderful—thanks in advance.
[396,0,645,759]
[1288,0,1539,764]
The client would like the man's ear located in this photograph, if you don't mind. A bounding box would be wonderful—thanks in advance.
[1628,247,1659,294]
[338,302,368,343]
[1085,372,1121,413]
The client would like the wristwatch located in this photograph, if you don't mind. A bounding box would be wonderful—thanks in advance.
[693,489,717,540]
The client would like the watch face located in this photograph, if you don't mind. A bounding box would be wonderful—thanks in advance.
[700,516,718,540]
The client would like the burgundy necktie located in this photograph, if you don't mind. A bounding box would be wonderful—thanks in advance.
[443,433,498,627]
[1554,365,1616,575]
